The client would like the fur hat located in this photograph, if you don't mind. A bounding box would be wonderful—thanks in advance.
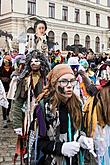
[47,64,74,87]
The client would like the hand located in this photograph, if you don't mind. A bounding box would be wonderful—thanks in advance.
[61,141,80,157]
[14,128,22,136]
[78,136,94,150]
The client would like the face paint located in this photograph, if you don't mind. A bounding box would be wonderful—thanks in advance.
[30,58,41,66]
[58,86,65,94]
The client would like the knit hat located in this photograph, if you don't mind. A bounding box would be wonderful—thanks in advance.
[47,64,74,87]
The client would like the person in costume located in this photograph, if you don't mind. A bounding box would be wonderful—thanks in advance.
[7,54,25,101]
[0,55,14,128]
[34,20,48,56]
[68,57,89,103]
[12,49,50,164]
[79,66,110,165]
[96,59,110,87]
[13,49,50,134]
[29,64,95,165]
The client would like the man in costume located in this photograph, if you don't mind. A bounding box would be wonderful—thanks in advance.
[12,50,50,164]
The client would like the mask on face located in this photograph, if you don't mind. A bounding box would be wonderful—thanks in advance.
[30,58,41,66]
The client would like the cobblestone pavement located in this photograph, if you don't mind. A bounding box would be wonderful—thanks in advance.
[0,108,20,165]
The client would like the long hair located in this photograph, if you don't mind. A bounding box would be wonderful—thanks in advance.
[96,84,110,127]
[37,82,82,130]
[18,50,50,80]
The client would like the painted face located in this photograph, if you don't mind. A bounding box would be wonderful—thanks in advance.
[30,58,41,71]
[56,74,76,99]
[35,23,46,36]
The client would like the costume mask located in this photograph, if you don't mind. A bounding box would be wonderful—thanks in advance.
[30,58,41,71]
[30,58,41,66]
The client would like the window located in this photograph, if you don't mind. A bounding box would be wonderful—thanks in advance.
[49,3,55,18]
[62,32,68,50]
[108,17,110,29]
[75,9,80,23]
[48,31,55,50]
[48,31,55,42]
[108,38,110,48]
[86,11,90,25]
[28,0,36,15]
[96,14,100,27]
[74,34,80,45]
[107,0,110,7]
[85,35,90,50]
[95,36,100,53]
[96,0,100,4]
[27,27,34,34]
[62,6,68,21]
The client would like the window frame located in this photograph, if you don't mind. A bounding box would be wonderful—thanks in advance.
[49,2,55,18]
[28,0,36,15]
[62,6,68,21]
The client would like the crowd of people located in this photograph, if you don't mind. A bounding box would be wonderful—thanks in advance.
[0,19,110,165]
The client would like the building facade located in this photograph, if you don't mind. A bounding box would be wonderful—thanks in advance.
[0,0,110,53]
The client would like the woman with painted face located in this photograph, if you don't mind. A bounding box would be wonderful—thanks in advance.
[30,64,95,165]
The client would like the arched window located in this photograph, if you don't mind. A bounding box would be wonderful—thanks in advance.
[62,32,68,51]
[48,31,55,50]
[95,36,100,53]
[27,27,34,34]
[85,35,90,50]
[74,34,80,45]
[48,31,55,42]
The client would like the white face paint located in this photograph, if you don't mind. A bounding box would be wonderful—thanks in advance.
[30,58,41,71]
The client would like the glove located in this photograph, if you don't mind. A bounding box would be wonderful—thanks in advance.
[61,141,80,157]
[14,128,22,136]
[78,135,94,150]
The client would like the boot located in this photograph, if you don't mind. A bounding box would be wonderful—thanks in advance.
[3,120,8,128]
